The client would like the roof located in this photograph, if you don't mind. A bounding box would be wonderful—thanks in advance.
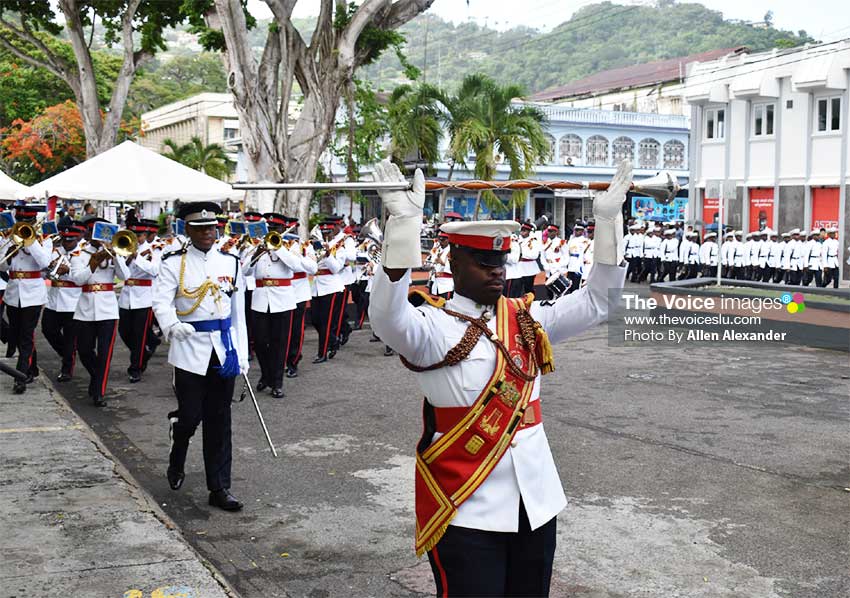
[528,47,748,102]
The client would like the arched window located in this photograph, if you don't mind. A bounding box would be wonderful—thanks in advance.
[638,138,660,169]
[663,139,685,169]
[542,133,556,164]
[558,134,582,165]
[611,136,635,164]
[585,135,609,166]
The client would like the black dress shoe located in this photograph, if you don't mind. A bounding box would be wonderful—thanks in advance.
[383,347,396,357]
[209,489,243,511]
[92,395,106,407]
[312,355,328,364]
[128,372,141,383]
[285,366,298,378]
[340,333,350,346]
[369,335,381,343]
[167,467,185,490]
[328,349,337,360]
[24,373,35,384]
[271,387,284,398]
[13,381,26,394]
[57,373,72,383]
[256,380,268,392]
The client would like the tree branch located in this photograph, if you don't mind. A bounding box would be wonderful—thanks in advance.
[338,0,390,69]
[310,0,333,58]
[0,15,69,82]
[376,0,437,31]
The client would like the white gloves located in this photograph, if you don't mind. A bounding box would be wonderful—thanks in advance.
[373,159,425,269]
[168,322,195,342]
[592,159,632,266]
[239,361,249,376]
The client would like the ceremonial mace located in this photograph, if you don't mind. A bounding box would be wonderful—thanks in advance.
[240,375,279,458]
[232,171,681,204]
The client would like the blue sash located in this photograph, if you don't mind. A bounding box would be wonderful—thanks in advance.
[189,318,239,378]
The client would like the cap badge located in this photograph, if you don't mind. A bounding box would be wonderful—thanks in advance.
[493,236,504,250]
[201,209,209,218]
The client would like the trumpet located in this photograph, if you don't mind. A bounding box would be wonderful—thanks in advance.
[101,229,139,259]
[48,254,70,281]
[0,222,37,266]
[249,224,296,266]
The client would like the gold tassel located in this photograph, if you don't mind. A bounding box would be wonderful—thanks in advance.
[534,323,555,375]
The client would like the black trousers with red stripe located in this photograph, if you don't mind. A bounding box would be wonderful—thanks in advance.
[75,319,117,399]
[334,286,354,345]
[118,307,159,376]
[427,502,556,597]
[252,309,293,388]
[311,293,337,358]
[41,308,77,376]
[286,301,307,370]
[350,280,369,328]
[5,304,40,377]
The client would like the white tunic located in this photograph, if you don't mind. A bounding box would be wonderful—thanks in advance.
[660,238,679,263]
[151,244,249,376]
[70,246,130,321]
[504,240,522,281]
[46,243,82,313]
[543,237,567,274]
[370,262,627,533]
[244,244,302,313]
[291,242,317,304]
[117,240,161,310]
[517,235,542,277]
[566,236,590,273]
[699,242,718,266]
[432,245,454,295]
[822,238,839,268]
[642,235,661,259]
[0,238,52,307]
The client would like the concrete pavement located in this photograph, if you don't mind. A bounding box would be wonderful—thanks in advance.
[0,359,235,598]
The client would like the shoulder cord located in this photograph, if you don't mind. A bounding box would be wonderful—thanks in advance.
[399,305,539,383]
[175,252,220,316]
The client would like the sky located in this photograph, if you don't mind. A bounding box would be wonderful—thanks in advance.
[247,0,850,42]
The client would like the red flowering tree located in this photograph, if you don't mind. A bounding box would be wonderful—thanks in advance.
[0,100,86,184]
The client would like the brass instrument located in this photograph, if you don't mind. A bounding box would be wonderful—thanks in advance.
[0,222,37,266]
[103,229,139,258]
[48,253,70,282]
[264,230,284,250]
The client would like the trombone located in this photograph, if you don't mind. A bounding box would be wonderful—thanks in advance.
[249,224,296,266]
[0,222,38,266]
[101,229,139,259]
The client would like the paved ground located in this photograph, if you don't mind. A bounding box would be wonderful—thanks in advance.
[23,283,850,598]
[0,360,234,598]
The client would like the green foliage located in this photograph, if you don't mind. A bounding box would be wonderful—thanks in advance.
[359,2,818,93]
[331,79,388,185]
[181,0,255,52]
[161,136,231,180]
[127,53,227,117]
[386,82,443,171]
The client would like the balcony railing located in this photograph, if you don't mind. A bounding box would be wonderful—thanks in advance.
[521,103,691,130]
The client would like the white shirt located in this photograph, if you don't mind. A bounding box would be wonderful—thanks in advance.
[152,244,249,376]
[566,235,590,273]
[291,242,318,303]
[70,246,130,321]
[505,239,522,281]
[660,237,679,262]
[642,234,661,259]
[432,245,454,295]
[758,240,772,268]
[518,234,542,277]
[625,233,644,258]
[768,241,783,268]
[331,232,358,286]
[244,244,302,313]
[117,240,161,310]
[46,243,82,313]
[699,241,718,266]
[543,237,567,274]
[0,237,52,307]
[369,262,627,533]
[822,237,839,268]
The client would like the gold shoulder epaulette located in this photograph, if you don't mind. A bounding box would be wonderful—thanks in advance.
[521,292,534,308]
[408,288,446,309]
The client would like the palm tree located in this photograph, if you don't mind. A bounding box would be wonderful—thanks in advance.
[386,83,444,172]
[161,136,231,180]
[446,75,550,220]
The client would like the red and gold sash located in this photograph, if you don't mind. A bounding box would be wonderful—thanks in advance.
[414,295,541,556]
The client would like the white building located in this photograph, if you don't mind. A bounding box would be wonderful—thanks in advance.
[682,40,850,280]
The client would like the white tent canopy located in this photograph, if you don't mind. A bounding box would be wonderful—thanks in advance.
[18,140,236,203]
[0,169,26,201]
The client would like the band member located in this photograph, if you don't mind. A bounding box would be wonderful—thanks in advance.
[117,219,161,383]
[517,222,541,296]
[243,212,302,398]
[369,158,629,597]
[624,223,644,282]
[658,228,679,282]
[69,217,130,406]
[432,232,454,299]
[542,225,566,278]
[424,236,441,294]
[0,204,52,394]
[639,226,660,283]
[699,232,718,276]
[241,211,264,360]
[151,202,248,511]
[565,224,589,294]
[328,216,358,349]
[286,220,317,378]
[821,227,839,288]
[503,233,523,297]
[42,223,84,382]
[766,231,782,282]
[311,218,346,363]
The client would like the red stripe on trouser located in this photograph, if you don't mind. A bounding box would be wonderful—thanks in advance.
[334,289,349,337]
[321,295,335,356]
[357,304,366,328]
[138,308,152,368]
[283,312,293,372]
[431,546,449,597]
[101,321,118,396]
[296,303,307,363]
[29,327,35,368]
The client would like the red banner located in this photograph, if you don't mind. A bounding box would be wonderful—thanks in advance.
[749,188,774,232]
[703,195,719,226]
[811,187,839,231]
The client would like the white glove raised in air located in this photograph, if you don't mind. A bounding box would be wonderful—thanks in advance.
[168,322,195,342]
[373,159,425,269]
[592,159,632,266]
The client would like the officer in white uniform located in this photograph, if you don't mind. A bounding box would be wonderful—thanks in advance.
[542,225,567,278]
[658,229,679,282]
[756,230,771,281]
[699,232,718,276]
[778,232,793,283]
[151,201,248,511]
[0,204,52,393]
[311,218,346,363]
[639,225,660,283]
[42,223,84,382]
[285,220,317,378]
[432,232,454,298]
[624,223,643,282]
[503,234,523,297]
[821,227,840,288]
[801,230,823,287]
[70,216,131,406]
[682,231,700,279]
[787,229,804,285]
[565,224,590,293]
[369,158,629,598]
[517,222,542,295]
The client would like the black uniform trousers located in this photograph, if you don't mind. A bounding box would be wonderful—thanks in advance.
[286,301,308,370]
[41,308,77,376]
[330,289,350,350]
[311,292,337,358]
[253,309,293,388]
[427,501,556,598]
[244,289,255,357]
[821,267,839,288]
[118,307,159,376]
[350,280,369,329]
[626,256,642,282]
[639,258,657,283]
[171,356,234,491]
[5,304,40,377]
[802,268,823,287]
[503,279,524,298]
[75,319,117,399]
[521,275,537,297]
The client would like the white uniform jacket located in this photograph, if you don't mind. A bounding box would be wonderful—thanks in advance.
[642,235,660,259]
[313,251,346,297]
[433,245,454,295]
[780,242,792,270]
[291,242,317,304]
[70,246,130,321]
[566,236,590,273]
[243,244,302,313]
[505,239,522,281]
[758,240,772,268]
[331,232,358,286]
[821,238,839,268]
[678,238,691,264]
[660,238,679,263]
[699,242,718,266]
[0,238,52,307]
[369,262,627,533]
[517,235,542,277]
[789,240,803,271]
[117,241,161,310]
[732,241,746,268]
[543,237,567,274]
[767,241,783,268]
[46,243,82,313]
[624,233,644,259]
[151,244,249,376]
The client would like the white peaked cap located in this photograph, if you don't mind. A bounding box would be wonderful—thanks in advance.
[664,228,675,234]
[704,232,717,238]
[826,227,838,233]
[440,220,520,252]
[789,228,800,235]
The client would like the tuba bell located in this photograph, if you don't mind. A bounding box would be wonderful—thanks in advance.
[632,172,681,205]
[361,217,383,245]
